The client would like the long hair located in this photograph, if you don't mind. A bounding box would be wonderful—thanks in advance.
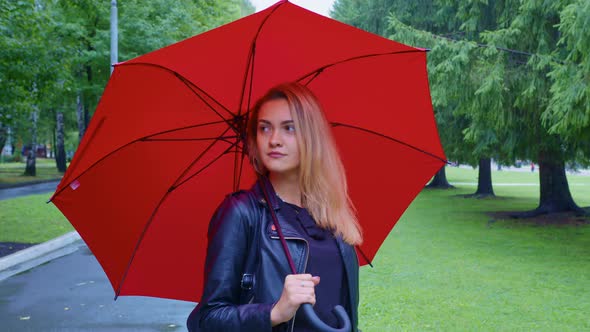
[247,82,363,245]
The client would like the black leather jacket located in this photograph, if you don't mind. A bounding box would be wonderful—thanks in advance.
[187,179,360,332]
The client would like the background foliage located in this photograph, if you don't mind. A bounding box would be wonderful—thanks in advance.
[0,0,254,164]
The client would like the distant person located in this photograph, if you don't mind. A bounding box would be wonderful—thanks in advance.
[531,162,535,172]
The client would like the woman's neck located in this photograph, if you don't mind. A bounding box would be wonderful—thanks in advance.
[268,172,302,207]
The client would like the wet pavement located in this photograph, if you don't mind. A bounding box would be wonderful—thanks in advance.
[0,181,60,201]
[0,243,195,331]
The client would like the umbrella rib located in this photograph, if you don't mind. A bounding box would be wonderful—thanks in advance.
[331,122,448,164]
[175,73,234,121]
[171,140,240,191]
[115,137,239,299]
[238,0,287,122]
[169,125,236,190]
[231,1,286,189]
[238,0,286,118]
[238,43,255,119]
[49,120,231,202]
[143,136,237,144]
[116,62,236,120]
[297,49,426,85]
[235,144,248,192]
[142,119,230,139]
[356,246,374,267]
[49,116,107,202]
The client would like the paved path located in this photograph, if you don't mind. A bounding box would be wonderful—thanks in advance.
[0,242,195,331]
[0,180,60,201]
[1,181,195,331]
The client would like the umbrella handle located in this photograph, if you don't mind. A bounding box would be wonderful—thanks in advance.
[300,303,351,332]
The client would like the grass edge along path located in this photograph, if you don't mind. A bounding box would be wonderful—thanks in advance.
[0,193,73,244]
[0,159,64,188]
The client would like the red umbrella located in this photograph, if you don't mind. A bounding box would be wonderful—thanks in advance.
[51,0,445,304]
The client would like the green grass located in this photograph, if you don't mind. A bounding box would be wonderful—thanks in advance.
[0,193,72,243]
[0,159,64,187]
[359,168,590,331]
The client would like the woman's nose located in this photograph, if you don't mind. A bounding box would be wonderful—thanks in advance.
[269,131,282,147]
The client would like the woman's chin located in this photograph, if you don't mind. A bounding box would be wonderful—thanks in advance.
[264,164,299,177]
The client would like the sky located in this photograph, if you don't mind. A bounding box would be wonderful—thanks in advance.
[250,0,336,17]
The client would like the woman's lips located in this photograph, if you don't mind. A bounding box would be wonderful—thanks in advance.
[268,152,286,158]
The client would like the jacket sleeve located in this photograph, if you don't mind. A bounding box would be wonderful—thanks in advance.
[187,193,274,332]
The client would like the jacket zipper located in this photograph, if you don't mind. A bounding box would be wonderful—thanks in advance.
[270,235,309,332]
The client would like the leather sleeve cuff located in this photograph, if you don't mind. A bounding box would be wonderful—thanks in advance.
[238,302,274,332]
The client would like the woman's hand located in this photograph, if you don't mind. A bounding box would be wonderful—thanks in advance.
[270,274,320,326]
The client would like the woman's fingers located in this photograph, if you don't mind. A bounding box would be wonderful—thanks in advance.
[271,274,321,325]
[311,276,320,285]
[285,274,318,300]
[299,280,314,288]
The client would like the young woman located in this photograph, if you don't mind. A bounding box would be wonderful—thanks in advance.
[187,82,363,332]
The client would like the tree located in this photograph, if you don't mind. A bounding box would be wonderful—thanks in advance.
[543,0,590,163]
[481,0,586,215]
[1,0,265,178]
[334,0,589,213]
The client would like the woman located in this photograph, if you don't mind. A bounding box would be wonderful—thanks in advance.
[187,82,362,331]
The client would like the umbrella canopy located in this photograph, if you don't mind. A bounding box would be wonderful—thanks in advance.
[51,0,446,302]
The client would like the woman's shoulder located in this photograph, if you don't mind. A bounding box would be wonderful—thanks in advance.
[215,187,263,221]
[227,187,261,206]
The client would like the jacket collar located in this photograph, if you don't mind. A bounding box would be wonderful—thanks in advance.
[251,175,281,211]
[251,176,302,238]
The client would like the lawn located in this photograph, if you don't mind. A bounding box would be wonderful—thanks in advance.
[359,167,590,331]
[0,166,589,331]
[0,158,64,187]
[0,193,72,243]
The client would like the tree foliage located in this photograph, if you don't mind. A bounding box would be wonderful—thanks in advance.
[1,0,253,170]
[543,0,590,157]
[332,0,589,212]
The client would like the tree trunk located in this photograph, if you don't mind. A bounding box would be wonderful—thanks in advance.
[84,98,90,131]
[474,157,495,197]
[25,150,36,176]
[512,152,583,217]
[0,123,7,155]
[76,93,85,142]
[84,64,92,130]
[56,111,67,173]
[24,110,38,176]
[536,157,581,214]
[426,165,454,188]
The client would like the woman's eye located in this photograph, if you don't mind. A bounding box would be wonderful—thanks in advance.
[258,125,270,133]
[285,124,295,132]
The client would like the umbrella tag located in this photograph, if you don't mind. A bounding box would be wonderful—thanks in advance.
[70,180,81,191]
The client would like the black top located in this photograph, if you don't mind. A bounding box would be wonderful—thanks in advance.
[279,199,350,331]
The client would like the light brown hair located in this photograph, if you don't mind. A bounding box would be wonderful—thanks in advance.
[247,82,363,245]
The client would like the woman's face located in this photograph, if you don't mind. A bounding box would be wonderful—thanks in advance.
[256,98,301,177]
